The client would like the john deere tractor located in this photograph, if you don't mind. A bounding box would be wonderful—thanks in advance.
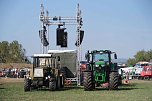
[83,50,120,90]
[24,54,64,91]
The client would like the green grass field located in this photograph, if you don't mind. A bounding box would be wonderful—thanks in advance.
[0,79,152,101]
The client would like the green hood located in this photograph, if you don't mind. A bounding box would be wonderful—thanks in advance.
[95,61,106,65]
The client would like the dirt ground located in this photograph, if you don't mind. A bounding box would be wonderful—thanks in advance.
[0,77,24,84]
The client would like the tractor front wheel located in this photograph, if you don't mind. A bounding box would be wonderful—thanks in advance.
[109,72,119,90]
[49,79,56,91]
[83,71,94,91]
[24,78,31,92]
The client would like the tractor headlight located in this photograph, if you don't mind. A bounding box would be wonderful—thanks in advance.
[95,64,105,67]
[45,77,48,80]
[48,76,51,78]
[101,65,105,67]
[95,64,99,67]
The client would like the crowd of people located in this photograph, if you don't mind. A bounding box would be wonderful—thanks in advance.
[0,67,30,78]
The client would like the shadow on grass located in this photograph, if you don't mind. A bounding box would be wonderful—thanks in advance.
[30,86,83,92]
[117,83,139,91]
[121,83,137,87]
[58,86,83,91]
[26,83,140,92]
[118,87,139,90]
[94,87,139,91]
[0,87,5,89]
[0,83,5,89]
[91,83,139,91]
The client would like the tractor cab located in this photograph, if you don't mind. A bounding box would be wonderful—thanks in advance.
[91,50,117,71]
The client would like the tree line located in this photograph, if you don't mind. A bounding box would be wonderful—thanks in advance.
[127,49,152,66]
[0,40,30,63]
[1,40,151,66]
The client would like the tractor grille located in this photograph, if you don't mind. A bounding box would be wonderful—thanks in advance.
[98,76,102,80]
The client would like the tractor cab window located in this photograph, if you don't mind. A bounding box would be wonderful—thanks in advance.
[39,58,50,67]
[147,67,152,71]
[143,67,152,71]
[34,57,53,68]
[93,53,109,62]
[148,63,152,67]
[143,67,147,71]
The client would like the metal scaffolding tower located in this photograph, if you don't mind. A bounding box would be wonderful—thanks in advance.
[39,3,83,85]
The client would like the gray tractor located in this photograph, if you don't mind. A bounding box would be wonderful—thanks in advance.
[24,54,64,91]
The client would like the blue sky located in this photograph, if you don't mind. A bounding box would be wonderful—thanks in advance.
[0,0,152,59]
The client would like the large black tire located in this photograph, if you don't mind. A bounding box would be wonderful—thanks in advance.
[80,70,84,86]
[83,71,94,91]
[60,76,64,88]
[138,76,142,80]
[118,75,122,85]
[56,76,61,89]
[144,76,150,80]
[24,78,31,92]
[109,72,119,90]
[49,79,56,91]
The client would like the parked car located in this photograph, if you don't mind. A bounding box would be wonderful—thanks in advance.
[140,63,152,80]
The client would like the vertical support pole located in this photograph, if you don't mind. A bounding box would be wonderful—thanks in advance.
[76,3,81,86]
[46,10,49,52]
[40,3,45,54]
[47,25,49,51]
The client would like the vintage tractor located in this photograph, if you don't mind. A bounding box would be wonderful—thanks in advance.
[24,54,64,91]
[83,50,120,90]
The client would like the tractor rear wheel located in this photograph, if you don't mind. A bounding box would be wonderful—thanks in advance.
[109,72,119,90]
[49,79,56,91]
[83,71,94,91]
[24,78,31,92]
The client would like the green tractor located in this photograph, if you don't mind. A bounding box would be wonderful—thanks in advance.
[83,50,120,90]
[24,54,64,91]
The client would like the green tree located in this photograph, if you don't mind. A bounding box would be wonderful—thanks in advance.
[145,50,152,61]
[9,41,24,62]
[0,40,30,63]
[134,50,146,62]
[127,58,136,66]
[0,41,9,63]
[127,49,152,66]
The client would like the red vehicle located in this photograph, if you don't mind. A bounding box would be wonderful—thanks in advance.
[140,64,152,80]
[80,61,87,85]
[80,61,87,71]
